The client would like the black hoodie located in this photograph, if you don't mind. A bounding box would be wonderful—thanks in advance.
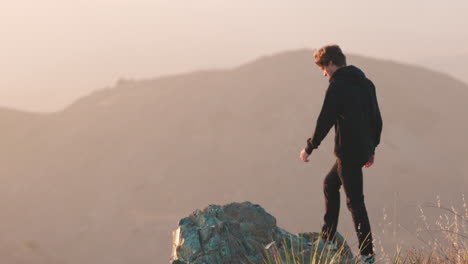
[305,65,383,165]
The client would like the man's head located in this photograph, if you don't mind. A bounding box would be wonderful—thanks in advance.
[313,44,347,79]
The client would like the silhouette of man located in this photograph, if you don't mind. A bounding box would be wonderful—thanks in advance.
[299,44,383,263]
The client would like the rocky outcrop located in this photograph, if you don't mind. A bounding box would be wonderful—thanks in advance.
[170,201,354,264]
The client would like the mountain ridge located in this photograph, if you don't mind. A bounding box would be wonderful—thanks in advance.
[0,48,466,264]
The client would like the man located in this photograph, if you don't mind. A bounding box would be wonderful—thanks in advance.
[299,45,383,264]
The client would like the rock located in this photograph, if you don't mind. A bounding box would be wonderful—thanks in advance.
[170,201,354,264]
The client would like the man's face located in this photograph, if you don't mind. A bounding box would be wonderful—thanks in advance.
[319,61,338,79]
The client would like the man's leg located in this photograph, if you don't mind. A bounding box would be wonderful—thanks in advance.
[337,159,374,256]
[321,160,342,243]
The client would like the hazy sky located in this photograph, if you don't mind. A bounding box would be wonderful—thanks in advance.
[1,0,467,112]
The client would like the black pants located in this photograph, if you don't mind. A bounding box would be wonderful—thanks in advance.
[321,158,374,256]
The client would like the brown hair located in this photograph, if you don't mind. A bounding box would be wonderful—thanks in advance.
[313,44,347,68]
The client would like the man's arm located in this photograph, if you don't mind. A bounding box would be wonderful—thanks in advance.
[305,83,342,155]
[371,81,382,152]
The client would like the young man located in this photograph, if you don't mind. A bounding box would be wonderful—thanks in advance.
[299,45,383,264]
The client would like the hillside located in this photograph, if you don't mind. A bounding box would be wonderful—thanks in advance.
[0,49,466,264]
[411,53,468,85]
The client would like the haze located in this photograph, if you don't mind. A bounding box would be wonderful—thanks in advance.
[1,0,467,112]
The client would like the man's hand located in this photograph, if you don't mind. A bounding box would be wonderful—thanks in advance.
[363,155,375,168]
[300,149,310,162]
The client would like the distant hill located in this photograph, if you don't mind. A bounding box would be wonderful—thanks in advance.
[410,53,468,84]
[0,49,466,264]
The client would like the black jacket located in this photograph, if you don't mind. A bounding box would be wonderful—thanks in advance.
[305,65,383,165]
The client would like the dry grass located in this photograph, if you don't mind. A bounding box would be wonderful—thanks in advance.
[257,195,467,264]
